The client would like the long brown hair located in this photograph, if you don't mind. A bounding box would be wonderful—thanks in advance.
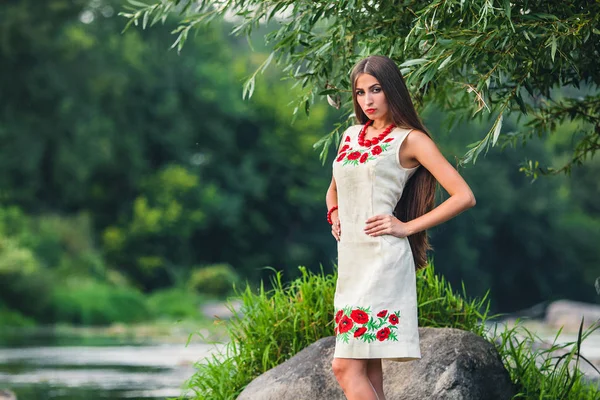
[350,55,436,270]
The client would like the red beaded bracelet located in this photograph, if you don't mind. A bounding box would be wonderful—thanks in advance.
[327,206,338,225]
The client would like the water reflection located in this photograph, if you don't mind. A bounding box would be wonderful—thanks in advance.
[0,328,222,400]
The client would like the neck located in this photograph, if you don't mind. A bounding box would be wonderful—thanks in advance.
[371,117,393,130]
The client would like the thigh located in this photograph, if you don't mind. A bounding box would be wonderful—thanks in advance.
[366,358,382,371]
[332,357,369,374]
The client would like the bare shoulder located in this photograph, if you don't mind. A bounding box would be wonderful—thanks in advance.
[406,129,434,145]
[403,129,437,158]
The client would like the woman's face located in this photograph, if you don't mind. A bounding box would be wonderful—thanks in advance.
[354,73,389,121]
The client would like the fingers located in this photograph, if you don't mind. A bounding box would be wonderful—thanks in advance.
[331,228,340,241]
[331,225,341,241]
[365,224,390,236]
[331,219,341,241]
[365,214,385,224]
[364,215,393,236]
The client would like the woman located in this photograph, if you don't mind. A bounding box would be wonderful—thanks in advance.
[325,55,476,400]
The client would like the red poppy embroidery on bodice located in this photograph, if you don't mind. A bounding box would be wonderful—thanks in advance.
[336,135,395,165]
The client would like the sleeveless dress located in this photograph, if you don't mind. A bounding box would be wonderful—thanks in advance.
[331,124,421,362]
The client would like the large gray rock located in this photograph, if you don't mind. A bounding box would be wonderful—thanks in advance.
[237,327,515,400]
[545,300,600,331]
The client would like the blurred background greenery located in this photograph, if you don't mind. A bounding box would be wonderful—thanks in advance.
[0,0,599,330]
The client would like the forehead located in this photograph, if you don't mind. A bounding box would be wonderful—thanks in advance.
[355,73,380,88]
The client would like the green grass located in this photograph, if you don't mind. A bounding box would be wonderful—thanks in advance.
[185,266,335,398]
[491,319,600,399]
[183,263,600,400]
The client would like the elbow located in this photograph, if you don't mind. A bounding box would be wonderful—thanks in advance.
[466,192,476,208]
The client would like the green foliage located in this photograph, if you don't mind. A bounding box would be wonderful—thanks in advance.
[124,0,600,175]
[491,320,600,399]
[25,212,107,278]
[428,114,600,310]
[0,0,598,327]
[0,302,35,328]
[0,237,54,319]
[188,264,241,297]
[49,279,150,325]
[184,263,492,399]
[147,287,204,320]
[102,164,225,288]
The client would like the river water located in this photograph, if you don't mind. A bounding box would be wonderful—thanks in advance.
[0,327,223,400]
[0,323,597,399]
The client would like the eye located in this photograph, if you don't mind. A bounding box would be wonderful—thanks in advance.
[356,90,364,96]
[372,87,381,93]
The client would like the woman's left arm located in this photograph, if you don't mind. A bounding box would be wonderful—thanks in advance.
[365,130,476,238]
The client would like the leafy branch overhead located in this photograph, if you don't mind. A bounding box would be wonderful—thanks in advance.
[121,0,600,176]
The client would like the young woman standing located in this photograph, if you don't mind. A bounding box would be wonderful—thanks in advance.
[326,55,476,400]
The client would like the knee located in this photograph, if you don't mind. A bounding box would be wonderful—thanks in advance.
[331,358,349,381]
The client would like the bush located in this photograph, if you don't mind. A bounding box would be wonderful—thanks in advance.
[188,263,240,297]
[0,302,35,328]
[0,237,54,319]
[49,279,150,325]
[147,287,205,320]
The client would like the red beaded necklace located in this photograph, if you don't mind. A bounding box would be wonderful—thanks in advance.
[358,120,396,147]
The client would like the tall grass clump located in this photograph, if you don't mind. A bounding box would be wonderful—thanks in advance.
[185,262,494,399]
[186,266,336,399]
[491,319,600,399]
[416,262,491,335]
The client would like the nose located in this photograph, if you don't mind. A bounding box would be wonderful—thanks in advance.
[365,92,373,106]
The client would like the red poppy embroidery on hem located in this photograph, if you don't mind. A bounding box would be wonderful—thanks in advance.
[377,327,391,341]
[338,315,354,334]
[354,327,367,337]
[334,306,401,343]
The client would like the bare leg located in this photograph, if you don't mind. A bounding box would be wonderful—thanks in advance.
[332,358,378,400]
[367,359,386,400]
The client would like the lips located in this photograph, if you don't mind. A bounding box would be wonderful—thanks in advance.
[365,108,376,114]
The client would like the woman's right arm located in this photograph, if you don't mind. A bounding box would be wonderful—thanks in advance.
[326,176,341,241]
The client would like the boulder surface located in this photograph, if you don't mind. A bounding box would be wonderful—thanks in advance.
[0,389,17,400]
[545,300,600,331]
[237,327,515,400]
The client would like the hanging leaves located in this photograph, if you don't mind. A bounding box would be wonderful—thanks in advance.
[120,0,600,175]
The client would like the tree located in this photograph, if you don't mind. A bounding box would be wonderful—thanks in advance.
[0,0,339,289]
[122,0,600,178]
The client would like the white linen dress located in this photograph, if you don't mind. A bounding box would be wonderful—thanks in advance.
[332,124,421,361]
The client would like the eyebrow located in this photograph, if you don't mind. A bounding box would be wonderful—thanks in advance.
[355,84,381,90]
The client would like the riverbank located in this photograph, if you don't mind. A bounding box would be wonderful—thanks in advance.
[0,318,228,348]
